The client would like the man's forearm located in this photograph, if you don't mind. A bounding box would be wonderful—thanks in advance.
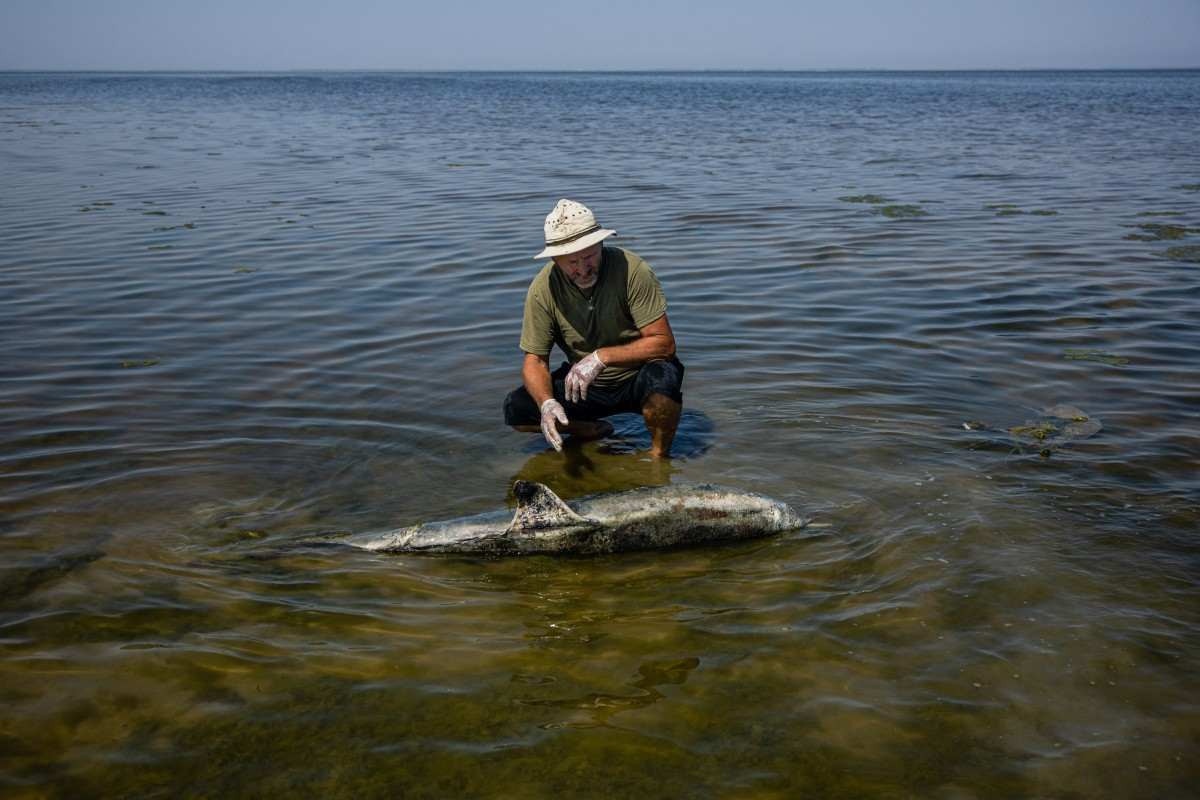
[596,333,675,369]
[522,356,555,406]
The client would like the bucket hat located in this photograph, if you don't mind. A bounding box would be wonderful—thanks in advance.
[535,198,616,259]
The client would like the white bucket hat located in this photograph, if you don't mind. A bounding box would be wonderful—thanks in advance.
[535,198,617,259]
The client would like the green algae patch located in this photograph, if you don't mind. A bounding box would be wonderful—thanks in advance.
[1164,245,1200,263]
[1124,223,1196,242]
[1002,404,1103,457]
[1064,349,1129,367]
[877,204,928,219]
[985,203,1020,210]
[839,194,890,204]
[232,265,257,274]
[995,208,1023,217]
[1028,209,1058,216]
[1136,210,1184,217]
[120,358,160,369]
[1010,422,1057,441]
[1175,183,1200,192]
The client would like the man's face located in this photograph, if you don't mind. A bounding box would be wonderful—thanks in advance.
[553,243,602,290]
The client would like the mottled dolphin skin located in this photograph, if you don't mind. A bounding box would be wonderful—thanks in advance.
[341,481,806,556]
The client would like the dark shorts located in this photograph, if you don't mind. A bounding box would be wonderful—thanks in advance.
[504,356,685,425]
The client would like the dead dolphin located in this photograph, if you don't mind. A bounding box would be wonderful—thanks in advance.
[340,481,807,556]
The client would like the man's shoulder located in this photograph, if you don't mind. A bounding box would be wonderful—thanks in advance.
[526,261,557,294]
[604,246,655,278]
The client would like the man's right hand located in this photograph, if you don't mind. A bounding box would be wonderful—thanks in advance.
[539,398,569,451]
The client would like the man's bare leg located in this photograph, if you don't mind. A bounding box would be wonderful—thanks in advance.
[642,393,681,458]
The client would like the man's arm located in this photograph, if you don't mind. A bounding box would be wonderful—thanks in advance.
[521,352,556,406]
[594,314,676,368]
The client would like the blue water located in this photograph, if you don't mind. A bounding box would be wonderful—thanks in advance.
[1,71,1198,798]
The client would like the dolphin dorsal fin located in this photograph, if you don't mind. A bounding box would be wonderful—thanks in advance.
[507,481,589,532]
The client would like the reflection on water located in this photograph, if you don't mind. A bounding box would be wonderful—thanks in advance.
[1,70,1198,797]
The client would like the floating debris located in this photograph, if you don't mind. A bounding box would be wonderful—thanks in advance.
[1164,245,1200,263]
[143,210,168,217]
[1136,210,1183,217]
[877,204,928,219]
[232,265,257,274]
[1064,349,1129,366]
[839,194,890,204]
[1175,183,1200,192]
[120,358,160,369]
[1028,209,1059,216]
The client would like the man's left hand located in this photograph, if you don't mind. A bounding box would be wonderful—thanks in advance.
[565,351,605,403]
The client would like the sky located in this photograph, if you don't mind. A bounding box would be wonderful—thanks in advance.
[1,0,1197,71]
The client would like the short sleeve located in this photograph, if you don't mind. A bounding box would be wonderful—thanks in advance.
[625,254,668,329]
[519,273,556,356]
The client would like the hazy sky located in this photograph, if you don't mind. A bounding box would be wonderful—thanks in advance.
[2,0,1197,71]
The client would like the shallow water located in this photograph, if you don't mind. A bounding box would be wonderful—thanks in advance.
[1,71,1198,797]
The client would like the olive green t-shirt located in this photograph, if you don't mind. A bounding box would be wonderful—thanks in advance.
[519,246,668,387]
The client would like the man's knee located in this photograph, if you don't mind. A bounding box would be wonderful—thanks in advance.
[635,357,684,407]
[503,388,539,426]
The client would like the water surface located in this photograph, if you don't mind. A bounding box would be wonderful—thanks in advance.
[1,71,1198,798]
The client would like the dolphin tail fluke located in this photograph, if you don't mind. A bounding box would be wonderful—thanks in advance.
[508,481,592,532]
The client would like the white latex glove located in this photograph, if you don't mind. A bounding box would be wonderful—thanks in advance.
[564,351,606,404]
[539,398,569,451]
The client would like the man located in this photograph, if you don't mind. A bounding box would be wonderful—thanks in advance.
[503,198,684,458]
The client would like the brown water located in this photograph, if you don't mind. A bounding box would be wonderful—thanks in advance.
[1,71,1198,798]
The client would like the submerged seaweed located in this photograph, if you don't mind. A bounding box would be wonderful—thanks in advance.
[839,194,890,204]
[1063,349,1129,366]
[876,205,928,219]
[1163,245,1200,263]
[1123,223,1196,242]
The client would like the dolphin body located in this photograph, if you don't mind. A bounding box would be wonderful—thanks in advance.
[341,481,806,556]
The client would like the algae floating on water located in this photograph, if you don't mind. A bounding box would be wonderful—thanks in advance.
[120,359,160,369]
[839,194,890,204]
[1063,349,1129,366]
[1009,421,1057,441]
[1123,223,1196,242]
[876,205,928,219]
[1163,245,1200,263]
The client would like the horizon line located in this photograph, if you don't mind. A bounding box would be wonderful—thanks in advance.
[3,66,1200,75]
